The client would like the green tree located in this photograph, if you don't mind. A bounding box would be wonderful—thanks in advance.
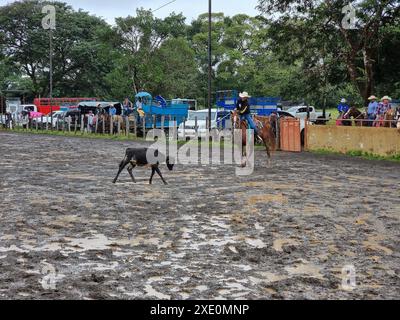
[114,9,187,95]
[151,37,199,98]
[257,0,400,104]
[0,0,117,97]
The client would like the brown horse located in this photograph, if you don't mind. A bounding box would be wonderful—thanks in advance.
[383,109,396,128]
[254,114,277,153]
[231,111,276,165]
[343,107,367,126]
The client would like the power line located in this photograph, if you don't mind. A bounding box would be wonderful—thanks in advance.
[152,0,177,13]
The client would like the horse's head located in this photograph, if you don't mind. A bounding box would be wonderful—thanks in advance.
[385,109,395,119]
[230,110,239,128]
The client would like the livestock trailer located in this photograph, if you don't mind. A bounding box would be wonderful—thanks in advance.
[136,92,189,129]
[216,90,280,116]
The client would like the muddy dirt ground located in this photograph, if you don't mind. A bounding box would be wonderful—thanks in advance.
[0,132,399,300]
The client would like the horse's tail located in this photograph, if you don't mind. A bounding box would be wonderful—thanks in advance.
[268,115,277,152]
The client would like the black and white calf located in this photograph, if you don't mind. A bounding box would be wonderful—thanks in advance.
[113,148,174,185]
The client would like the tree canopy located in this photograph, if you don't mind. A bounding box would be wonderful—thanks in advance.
[0,0,399,108]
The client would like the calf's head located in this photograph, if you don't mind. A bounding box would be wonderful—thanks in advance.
[166,156,174,171]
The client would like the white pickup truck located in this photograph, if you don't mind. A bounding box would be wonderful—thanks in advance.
[178,109,232,139]
[286,106,330,124]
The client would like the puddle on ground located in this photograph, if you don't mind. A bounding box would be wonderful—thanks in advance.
[285,261,324,280]
[273,238,300,252]
[144,284,171,300]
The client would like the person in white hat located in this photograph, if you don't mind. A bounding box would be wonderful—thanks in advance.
[376,96,392,116]
[235,92,260,136]
[367,95,378,126]
[337,98,350,116]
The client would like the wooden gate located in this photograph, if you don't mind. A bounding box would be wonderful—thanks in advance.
[280,118,301,152]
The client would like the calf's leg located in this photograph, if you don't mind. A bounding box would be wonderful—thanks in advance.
[127,164,137,183]
[149,167,156,185]
[155,167,168,185]
[113,156,130,184]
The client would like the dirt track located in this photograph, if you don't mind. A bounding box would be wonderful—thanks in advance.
[0,132,399,300]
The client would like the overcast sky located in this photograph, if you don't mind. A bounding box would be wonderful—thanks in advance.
[0,0,260,24]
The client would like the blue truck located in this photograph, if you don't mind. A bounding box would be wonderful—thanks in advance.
[136,92,189,129]
[216,90,280,116]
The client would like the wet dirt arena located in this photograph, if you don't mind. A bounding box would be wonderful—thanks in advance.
[0,132,399,300]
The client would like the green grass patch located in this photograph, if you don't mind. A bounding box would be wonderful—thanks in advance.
[2,127,146,142]
[312,148,400,162]
[326,108,339,125]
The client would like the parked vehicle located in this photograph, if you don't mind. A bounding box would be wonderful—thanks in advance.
[32,111,66,128]
[276,110,312,145]
[217,90,280,116]
[178,109,232,139]
[56,101,122,130]
[286,106,331,124]
[172,98,198,111]
[6,104,37,116]
[136,92,189,130]
[33,97,98,114]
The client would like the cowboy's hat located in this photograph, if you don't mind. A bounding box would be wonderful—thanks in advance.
[239,92,251,99]
[381,96,392,101]
[368,95,377,100]
[340,98,347,103]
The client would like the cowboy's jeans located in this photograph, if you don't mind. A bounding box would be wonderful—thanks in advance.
[240,114,259,135]
[368,114,376,127]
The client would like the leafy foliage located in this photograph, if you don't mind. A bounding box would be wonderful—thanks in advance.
[0,0,399,108]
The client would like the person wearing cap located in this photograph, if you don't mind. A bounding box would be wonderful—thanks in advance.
[109,104,117,116]
[337,98,350,116]
[235,92,259,136]
[367,95,378,126]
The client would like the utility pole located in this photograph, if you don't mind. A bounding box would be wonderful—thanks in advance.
[42,5,56,128]
[208,0,212,131]
[50,28,53,129]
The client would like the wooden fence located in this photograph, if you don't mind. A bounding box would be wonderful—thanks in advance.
[0,114,201,140]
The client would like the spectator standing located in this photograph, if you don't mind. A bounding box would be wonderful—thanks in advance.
[337,98,350,116]
[88,111,95,133]
[123,98,133,116]
[367,95,378,126]
[109,104,117,116]
[375,96,392,127]
[376,96,392,116]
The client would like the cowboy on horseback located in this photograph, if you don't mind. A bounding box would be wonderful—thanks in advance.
[235,92,261,139]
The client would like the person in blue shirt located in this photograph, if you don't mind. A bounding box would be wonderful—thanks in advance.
[155,95,167,107]
[123,98,133,116]
[367,95,378,126]
[109,104,117,116]
[337,98,350,116]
